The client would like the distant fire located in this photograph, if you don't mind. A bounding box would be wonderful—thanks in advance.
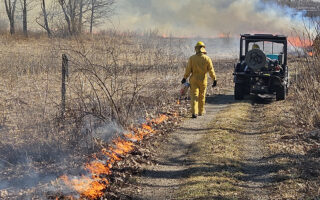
[61,114,171,199]
[288,36,313,48]
[160,33,235,39]
[218,33,231,39]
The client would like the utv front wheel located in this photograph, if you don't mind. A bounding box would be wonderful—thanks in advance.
[276,86,286,101]
[234,84,244,100]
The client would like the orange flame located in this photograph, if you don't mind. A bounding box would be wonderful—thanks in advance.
[61,114,171,199]
[288,37,313,48]
[218,33,231,39]
[124,132,143,141]
[112,138,134,155]
[85,161,111,176]
[151,114,169,124]
[103,148,121,162]
[142,124,154,132]
[60,175,109,199]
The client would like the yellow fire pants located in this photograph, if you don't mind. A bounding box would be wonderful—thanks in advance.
[190,80,207,115]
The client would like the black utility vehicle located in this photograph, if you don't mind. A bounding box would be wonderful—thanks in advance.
[233,34,289,101]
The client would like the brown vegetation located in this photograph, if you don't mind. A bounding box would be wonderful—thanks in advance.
[259,27,320,198]
[0,32,186,198]
[290,55,320,127]
[261,88,320,199]
[0,31,233,198]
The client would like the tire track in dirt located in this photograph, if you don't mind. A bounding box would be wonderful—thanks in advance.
[120,94,278,200]
[121,93,234,200]
[173,97,276,200]
[238,102,274,200]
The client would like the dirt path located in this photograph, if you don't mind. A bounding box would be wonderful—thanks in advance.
[122,94,234,200]
[238,104,274,200]
[120,94,277,200]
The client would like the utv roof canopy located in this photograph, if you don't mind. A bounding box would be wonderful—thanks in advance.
[241,34,287,44]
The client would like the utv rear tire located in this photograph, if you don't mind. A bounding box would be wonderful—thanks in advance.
[235,84,244,100]
[243,84,250,95]
[276,86,286,101]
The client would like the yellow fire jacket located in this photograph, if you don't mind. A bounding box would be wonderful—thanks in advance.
[183,53,216,84]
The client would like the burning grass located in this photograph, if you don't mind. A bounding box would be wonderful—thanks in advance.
[60,113,172,199]
[0,33,186,199]
[0,31,235,199]
[288,36,313,48]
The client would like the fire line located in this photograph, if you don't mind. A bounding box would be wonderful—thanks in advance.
[60,114,171,199]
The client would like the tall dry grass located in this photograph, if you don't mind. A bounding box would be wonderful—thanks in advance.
[0,31,236,198]
[0,32,188,165]
[290,21,320,128]
[291,57,320,128]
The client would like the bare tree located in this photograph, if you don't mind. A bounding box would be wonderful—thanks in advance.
[36,0,52,37]
[4,0,17,35]
[88,0,114,34]
[78,0,85,33]
[22,0,27,36]
[42,0,51,37]
[38,0,114,36]
[58,0,84,35]
[19,0,35,37]
[58,0,72,35]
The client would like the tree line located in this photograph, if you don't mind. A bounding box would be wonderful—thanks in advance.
[3,0,114,37]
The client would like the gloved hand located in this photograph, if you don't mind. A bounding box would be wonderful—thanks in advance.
[181,78,186,84]
[212,80,217,87]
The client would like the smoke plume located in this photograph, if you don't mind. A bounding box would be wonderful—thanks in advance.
[115,0,306,37]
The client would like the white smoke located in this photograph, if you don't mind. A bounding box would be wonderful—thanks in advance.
[81,115,124,144]
[115,0,306,37]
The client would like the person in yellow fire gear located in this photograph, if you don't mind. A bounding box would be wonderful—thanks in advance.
[181,41,217,118]
[252,44,260,50]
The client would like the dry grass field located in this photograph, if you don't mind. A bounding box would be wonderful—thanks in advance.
[290,56,320,128]
[0,29,318,199]
[0,33,234,198]
[0,33,183,198]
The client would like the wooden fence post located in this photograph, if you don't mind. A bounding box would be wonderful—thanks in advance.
[61,54,68,119]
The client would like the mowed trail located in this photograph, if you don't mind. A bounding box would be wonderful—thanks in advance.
[120,93,275,200]
[237,103,274,200]
[121,93,234,199]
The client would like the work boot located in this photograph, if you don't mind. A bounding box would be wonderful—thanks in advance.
[192,114,197,118]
